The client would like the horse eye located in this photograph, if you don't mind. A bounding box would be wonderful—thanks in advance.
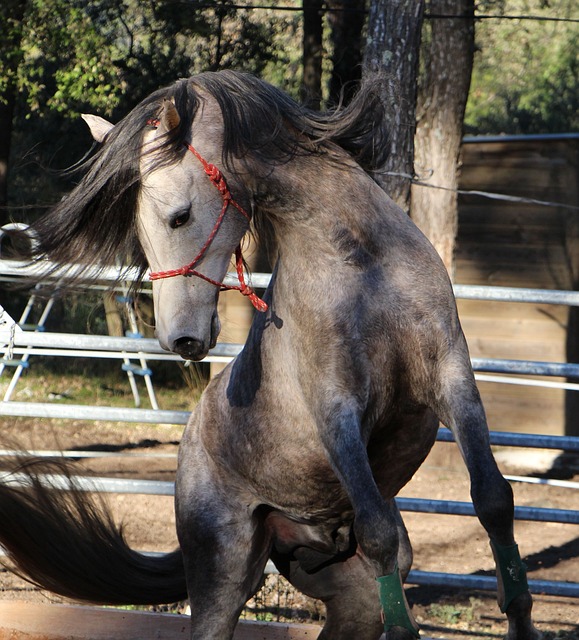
[170,208,191,229]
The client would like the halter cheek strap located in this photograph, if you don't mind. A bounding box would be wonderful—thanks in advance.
[147,122,268,313]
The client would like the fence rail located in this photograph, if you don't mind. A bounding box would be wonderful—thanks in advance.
[1,263,579,601]
[2,469,576,599]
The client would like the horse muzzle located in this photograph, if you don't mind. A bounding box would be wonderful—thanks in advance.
[172,337,209,361]
[165,311,221,361]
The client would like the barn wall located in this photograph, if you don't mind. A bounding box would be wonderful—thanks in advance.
[455,135,579,436]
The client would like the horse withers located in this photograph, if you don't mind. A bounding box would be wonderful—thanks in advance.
[0,71,540,640]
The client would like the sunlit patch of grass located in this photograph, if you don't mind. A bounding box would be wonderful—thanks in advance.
[1,362,205,412]
[428,597,482,626]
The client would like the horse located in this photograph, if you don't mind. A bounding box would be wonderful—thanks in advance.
[0,70,540,640]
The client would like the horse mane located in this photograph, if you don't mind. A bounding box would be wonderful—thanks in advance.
[22,70,392,287]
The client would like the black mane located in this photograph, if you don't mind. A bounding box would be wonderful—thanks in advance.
[24,70,392,286]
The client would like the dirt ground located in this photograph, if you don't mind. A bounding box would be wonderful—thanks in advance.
[0,417,577,639]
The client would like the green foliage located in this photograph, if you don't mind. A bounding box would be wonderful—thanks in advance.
[12,0,302,120]
[4,0,302,214]
[0,2,26,107]
[465,0,579,134]
[428,597,482,625]
[17,0,123,117]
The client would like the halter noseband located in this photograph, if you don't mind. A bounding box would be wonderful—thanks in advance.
[147,121,268,313]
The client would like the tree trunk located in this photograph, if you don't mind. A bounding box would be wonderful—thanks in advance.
[0,0,27,226]
[363,0,425,214]
[301,0,324,109]
[327,0,365,105]
[411,1,475,277]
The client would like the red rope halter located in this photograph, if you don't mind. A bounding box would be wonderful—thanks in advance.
[147,125,267,313]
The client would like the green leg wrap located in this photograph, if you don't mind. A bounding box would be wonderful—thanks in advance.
[376,564,420,638]
[490,540,530,613]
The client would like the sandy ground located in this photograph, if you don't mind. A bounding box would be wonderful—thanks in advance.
[0,418,577,639]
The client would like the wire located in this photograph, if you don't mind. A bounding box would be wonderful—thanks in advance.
[428,13,579,22]
[170,2,579,23]
[379,171,579,212]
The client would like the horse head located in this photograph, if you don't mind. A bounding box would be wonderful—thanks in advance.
[84,98,253,361]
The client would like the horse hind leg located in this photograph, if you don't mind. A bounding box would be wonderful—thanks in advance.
[436,355,541,640]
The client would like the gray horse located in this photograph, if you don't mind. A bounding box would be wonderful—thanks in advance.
[0,71,540,639]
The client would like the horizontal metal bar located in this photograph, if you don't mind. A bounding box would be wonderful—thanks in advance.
[0,472,175,496]
[2,346,234,363]
[454,284,579,306]
[472,357,579,378]
[407,570,579,598]
[475,372,579,392]
[0,330,244,358]
[505,475,579,490]
[3,260,579,306]
[0,260,142,283]
[396,497,579,524]
[0,402,189,425]
[437,428,579,452]
[4,472,575,525]
[0,449,177,459]
[5,330,579,380]
[463,132,579,144]
[0,261,273,288]
[15,348,178,361]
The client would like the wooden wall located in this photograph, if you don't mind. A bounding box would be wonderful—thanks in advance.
[455,135,579,436]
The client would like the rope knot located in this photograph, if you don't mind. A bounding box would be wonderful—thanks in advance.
[241,286,269,312]
[205,164,229,197]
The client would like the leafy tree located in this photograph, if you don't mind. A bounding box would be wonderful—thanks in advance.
[15,0,294,120]
[0,0,27,221]
[466,0,578,134]
[3,0,299,219]
[16,1,127,118]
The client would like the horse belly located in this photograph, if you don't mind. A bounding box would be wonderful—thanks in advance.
[369,409,439,499]
[248,443,351,520]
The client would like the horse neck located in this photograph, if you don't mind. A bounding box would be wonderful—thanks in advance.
[255,154,389,305]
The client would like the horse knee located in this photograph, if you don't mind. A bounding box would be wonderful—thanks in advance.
[471,473,515,543]
[396,520,413,582]
[354,504,399,574]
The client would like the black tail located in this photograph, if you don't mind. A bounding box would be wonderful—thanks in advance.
[0,457,187,605]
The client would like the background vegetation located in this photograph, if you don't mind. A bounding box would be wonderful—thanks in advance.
[1,0,576,217]
[0,0,576,355]
[465,0,578,134]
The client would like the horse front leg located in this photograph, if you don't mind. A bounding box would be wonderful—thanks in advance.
[175,451,270,640]
[438,357,541,640]
[320,403,419,640]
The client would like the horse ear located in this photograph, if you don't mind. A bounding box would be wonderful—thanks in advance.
[81,114,114,143]
[158,99,181,133]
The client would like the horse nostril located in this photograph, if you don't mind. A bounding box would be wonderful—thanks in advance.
[172,337,207,361]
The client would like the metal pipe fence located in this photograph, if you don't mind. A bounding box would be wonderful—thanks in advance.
[1,264,579,600]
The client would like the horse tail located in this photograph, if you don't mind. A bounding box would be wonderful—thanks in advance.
[0,457,187,605]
